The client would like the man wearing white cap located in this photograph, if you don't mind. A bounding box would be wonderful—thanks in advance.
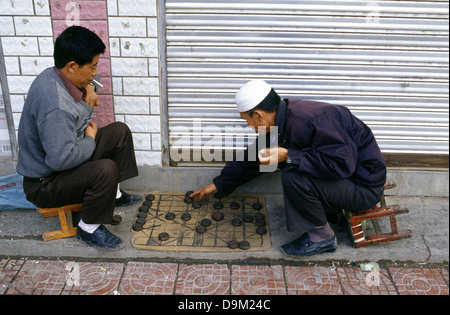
[191,80,386,257]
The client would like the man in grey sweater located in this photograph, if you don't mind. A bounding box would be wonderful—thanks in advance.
[17,26,141,250]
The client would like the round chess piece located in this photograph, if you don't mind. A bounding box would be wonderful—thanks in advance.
[231,218,242,227]
[213,202,223,210]
[243,214,253,223]
[146,194,156,201]
[252,202,263,210]
[138,205,149,213]
[111,214,122,226]
[212,211,224,221]
[158,232,170,241]
[201,218,212,227]
[256,226,267,235]
[196,225,207,233]
[238,241,250,250]
[143,200,153,207]
[230,202,240,210]
[184,196,193,204]
[228,240,239,249]
[181,213,192,221]
[137,211,147,219]
[135,217,146,225]
[192,201,202,209]
[165,212,176,220]
[185,191,194,197]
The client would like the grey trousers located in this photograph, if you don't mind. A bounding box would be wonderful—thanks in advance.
[281,164,384,233]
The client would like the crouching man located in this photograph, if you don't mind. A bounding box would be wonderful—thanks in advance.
[191,80,387,257]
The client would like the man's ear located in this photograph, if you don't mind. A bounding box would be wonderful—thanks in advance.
[66,61,77,74]
[253,109,265,122]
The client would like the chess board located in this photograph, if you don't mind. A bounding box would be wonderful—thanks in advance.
[130,191,271,252]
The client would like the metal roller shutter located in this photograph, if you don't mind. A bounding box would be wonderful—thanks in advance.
[165,0,449,166]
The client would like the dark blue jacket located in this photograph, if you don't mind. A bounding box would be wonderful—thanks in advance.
[213,99,387,195]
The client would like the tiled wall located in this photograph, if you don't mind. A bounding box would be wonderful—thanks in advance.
[0,0,162,166]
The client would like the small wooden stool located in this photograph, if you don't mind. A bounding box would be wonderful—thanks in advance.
[38,204,83,241]
[345,182,412,248]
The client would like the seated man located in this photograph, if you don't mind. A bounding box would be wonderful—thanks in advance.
[191,80,387,257]
[17,26,141,250]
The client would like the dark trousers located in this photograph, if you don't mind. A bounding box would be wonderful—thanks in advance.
[23,122,139,224]
[281,164,384,233]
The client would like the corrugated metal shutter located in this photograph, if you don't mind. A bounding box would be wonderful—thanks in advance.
[165,0,449,166]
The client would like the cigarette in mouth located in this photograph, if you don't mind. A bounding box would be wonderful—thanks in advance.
[93,79,103,88]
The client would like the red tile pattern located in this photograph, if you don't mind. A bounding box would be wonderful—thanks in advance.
[119,262,177,295]
[175,264,230,295]
[338,267,397,295]
[231,265,286,295]
[65,262,123,295]
[1,258,448,295]
[6,260,68,295]
[285,266,342,295]
[389,267,449,295]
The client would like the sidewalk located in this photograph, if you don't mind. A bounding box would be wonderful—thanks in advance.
[1,257,448,295]
[1,193,449,296]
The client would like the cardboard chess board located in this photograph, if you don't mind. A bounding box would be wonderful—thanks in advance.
[131,191,271,252]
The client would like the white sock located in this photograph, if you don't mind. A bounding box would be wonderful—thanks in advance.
[116,184,122,199]
[78,219,100,234]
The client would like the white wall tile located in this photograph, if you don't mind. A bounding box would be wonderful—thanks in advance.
[117,0,156,17]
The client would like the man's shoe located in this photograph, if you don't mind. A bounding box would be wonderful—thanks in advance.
[281,234,337,257]
[115,190,142,207]
[77,225,124,250]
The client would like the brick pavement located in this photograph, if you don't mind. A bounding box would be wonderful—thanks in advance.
[1,258,448,296]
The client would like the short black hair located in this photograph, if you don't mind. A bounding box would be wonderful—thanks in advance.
[54,26,106,69]
[246,88,281,117]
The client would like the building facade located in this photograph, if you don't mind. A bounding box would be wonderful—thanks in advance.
[1,0,449,174]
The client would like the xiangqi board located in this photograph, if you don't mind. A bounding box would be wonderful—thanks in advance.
[130,191,271,252]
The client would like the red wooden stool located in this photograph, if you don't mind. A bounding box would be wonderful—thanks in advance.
[346,182,412,248]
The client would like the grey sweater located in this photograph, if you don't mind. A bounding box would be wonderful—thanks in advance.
[17,67,96,178]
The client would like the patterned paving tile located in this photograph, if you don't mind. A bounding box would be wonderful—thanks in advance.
[338,267,397,295]
[285,266,342,295]
[231,265,286,295]
[6,260,68,295]
[6,260,123,295]
[64,262,124,295]
[175,264,230,295]
[389,267,449,295]
[119,262,178,295]
[1,259,25,294]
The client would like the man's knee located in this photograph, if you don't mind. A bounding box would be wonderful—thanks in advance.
[94,159,119,183]
[110,122,132,138]
[281,166,303,190]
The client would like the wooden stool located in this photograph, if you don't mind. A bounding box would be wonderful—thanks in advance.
[38,204,83,241]
[345,182,412,248]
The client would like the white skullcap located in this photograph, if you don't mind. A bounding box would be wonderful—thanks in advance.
[235,80,272,112]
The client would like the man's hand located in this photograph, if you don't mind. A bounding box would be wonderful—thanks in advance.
[258,147,288,165]
[84,84,99,109]
[190,183,218,200]
[85,121,98,140]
